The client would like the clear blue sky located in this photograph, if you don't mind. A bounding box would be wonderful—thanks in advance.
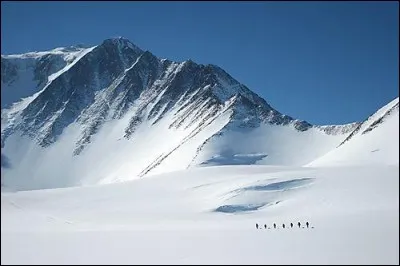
[1,1,398,125]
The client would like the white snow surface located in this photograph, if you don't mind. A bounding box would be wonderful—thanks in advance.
[193,123,348,167]
[2,46,88,60]
[307,97,399,167]
[1,165,399,264]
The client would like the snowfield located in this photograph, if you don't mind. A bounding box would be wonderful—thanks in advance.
[1,165,399,264]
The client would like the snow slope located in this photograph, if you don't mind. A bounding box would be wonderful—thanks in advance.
[0,104,355,190]
[191,122,350,167]
[1,165,399,264]
[1,46,90,108]
[307,97,399,167]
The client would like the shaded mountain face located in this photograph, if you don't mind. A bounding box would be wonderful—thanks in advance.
[1,46,92,108]
[1,38,318,152]
[4,37,394,191]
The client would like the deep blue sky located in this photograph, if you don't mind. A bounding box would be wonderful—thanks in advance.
[1,1,398,125]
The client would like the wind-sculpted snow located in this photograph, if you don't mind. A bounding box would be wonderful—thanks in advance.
[201,153,268,166]
[215,203,267,213]
[239,178,314,191]
[214,178,314,213]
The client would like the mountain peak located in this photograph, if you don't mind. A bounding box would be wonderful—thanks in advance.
[101,37,143,53]
[105,36,130,42]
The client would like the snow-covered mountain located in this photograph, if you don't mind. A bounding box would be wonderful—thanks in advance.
[1,37,397,190]
[1,38,398,265]
[307,97,399,166]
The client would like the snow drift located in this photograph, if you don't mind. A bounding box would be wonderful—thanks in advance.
[1,165,398,264]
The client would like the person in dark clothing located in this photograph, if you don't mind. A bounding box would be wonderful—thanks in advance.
[298,222,301,228]
[273,223,276,229]
[282,223,285,229]
[306,222,309,228]
[290,222,293,228]
[256,223,259,229]
[264,224,267,229]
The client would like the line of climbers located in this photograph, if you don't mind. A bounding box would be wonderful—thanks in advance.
[255,222,311,229]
